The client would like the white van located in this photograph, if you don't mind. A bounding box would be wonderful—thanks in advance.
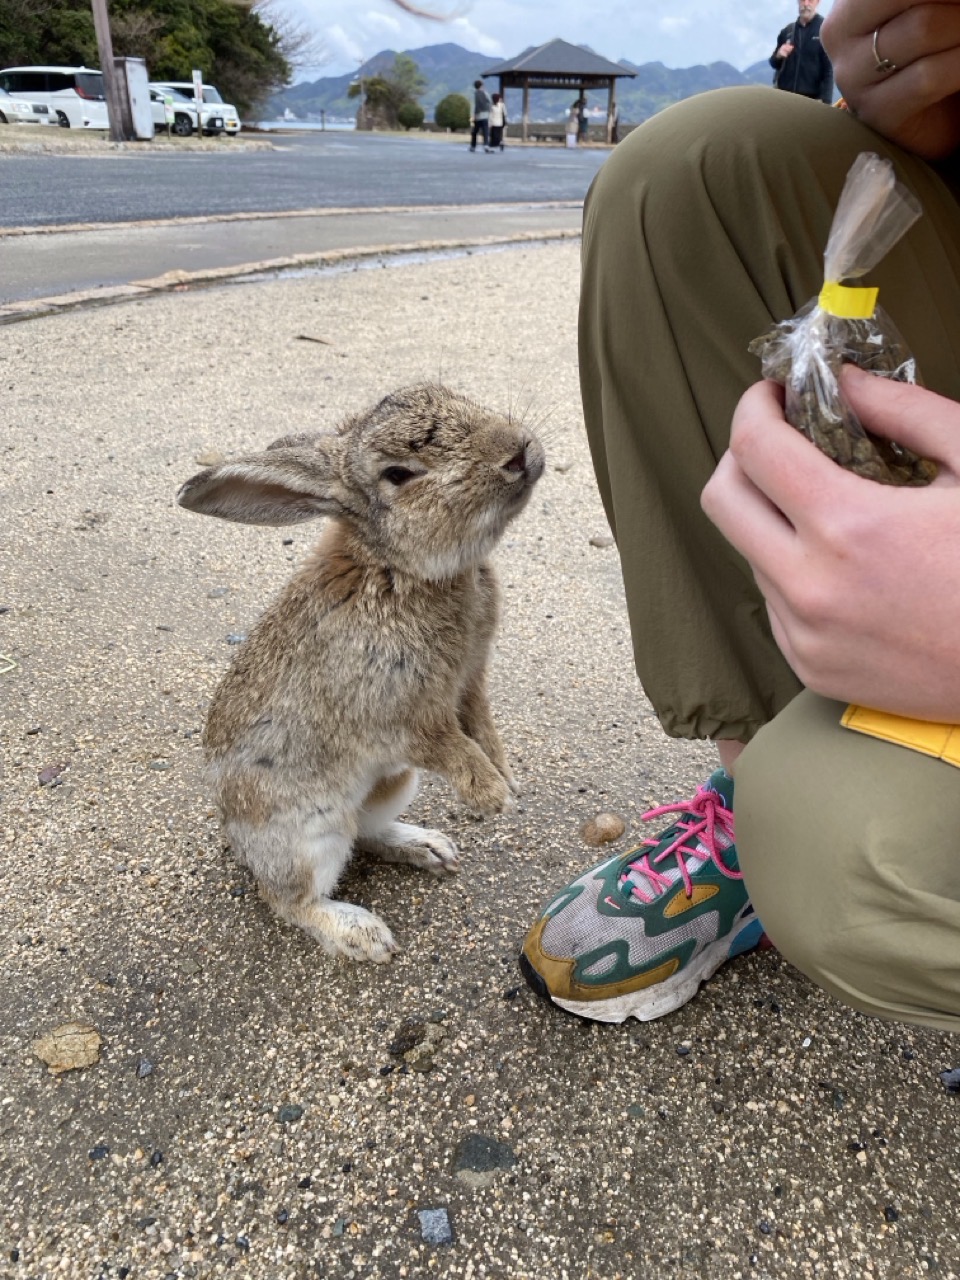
[153,82,240,135]
[0,67,109,129]
[148,85,225,137]
[0,87,54,125]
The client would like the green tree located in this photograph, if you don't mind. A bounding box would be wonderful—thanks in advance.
[397,100,424,130]
[0,0,297,115]
[389,52,426,104]
[350,53,425,130]
[434,92,470,132]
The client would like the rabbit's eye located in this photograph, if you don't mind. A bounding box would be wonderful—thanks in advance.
[381,466,417,486]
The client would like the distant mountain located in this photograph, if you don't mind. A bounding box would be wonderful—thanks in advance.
[744,58,776,84]
[613,58,766,120]
[265,42,780,124]
[272,43,501,120]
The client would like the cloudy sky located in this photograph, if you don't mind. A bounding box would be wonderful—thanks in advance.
[279,0,834,81]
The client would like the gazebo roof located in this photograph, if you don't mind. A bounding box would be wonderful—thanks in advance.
[482,38,635,81]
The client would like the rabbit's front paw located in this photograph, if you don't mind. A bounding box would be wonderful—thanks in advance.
[502,770,521,798]
[463,772,514,819]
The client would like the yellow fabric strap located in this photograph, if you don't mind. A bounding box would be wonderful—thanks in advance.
[819,281,879,319]
[841,705,960,768]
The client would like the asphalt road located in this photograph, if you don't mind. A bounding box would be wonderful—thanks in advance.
[1,128,607,228]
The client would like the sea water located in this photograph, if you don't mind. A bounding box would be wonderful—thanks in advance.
[254,119,356,132]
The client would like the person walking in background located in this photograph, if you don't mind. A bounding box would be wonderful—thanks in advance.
[566,101,580,148]
[488,92,508,152]
[469,78,492,152]
[577,97,589,143]
[770,0,833,102]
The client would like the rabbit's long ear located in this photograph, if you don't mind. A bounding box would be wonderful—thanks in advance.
[177,445,345,527]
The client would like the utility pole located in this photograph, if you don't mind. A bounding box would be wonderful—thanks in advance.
[89,0,126,142]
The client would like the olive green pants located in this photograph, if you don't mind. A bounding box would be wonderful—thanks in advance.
[580,87,960,1033]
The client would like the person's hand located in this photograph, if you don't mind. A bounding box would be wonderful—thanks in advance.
[701,368,960,721]
[778,41,795,59]
[822,0,960,159]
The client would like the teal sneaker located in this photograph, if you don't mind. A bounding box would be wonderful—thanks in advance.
[519,769,763,1022]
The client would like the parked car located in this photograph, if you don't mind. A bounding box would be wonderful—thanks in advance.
[0,66,109,129]
[0,86,54,125]
[152,81,240,135]
[148,85,225,137]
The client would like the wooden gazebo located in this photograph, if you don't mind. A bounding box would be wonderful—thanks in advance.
[482,38,636,143]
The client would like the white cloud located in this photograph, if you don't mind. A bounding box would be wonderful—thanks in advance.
[449,17,503,59]
[324,23,365,67]
[366,10,405,36]
[658,16,692,35]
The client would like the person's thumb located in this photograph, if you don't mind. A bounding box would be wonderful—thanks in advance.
[840,364,960,476]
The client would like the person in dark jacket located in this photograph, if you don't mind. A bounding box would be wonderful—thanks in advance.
[469,79,492,152]
[770,0,834,103]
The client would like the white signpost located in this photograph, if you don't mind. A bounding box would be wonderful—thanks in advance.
[192,68,204,127]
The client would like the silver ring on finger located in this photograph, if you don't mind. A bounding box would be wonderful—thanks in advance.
[872,26,897,75]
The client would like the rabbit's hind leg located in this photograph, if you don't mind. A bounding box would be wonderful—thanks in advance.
[236,810,397,963]
[356,768,460,875]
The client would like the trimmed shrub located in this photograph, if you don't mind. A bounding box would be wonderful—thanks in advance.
[397,100,425,131]
[434,92,470,132]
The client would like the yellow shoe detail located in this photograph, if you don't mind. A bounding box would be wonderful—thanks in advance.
[663,883,720,917]
[523,917,680,1002]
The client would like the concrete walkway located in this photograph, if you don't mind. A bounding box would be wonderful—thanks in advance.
[0,202,582,314]
[1,227,958,1280]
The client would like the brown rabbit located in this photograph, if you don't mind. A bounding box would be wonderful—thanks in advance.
[177,384,544,962]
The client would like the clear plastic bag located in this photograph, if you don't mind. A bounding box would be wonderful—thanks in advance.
[749,152,936,486]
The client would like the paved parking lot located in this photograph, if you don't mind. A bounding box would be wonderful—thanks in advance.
[0,127,607,227]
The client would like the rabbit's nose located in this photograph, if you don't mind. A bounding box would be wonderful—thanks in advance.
[503,448,527,474]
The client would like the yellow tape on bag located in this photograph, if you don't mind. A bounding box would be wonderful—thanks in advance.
[818,281,879,319]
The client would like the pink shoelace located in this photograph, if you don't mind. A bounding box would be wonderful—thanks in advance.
[618,784,742,904]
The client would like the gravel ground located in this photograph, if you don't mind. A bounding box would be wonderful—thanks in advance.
[2,241,958,1280]
[0,123,273,155]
